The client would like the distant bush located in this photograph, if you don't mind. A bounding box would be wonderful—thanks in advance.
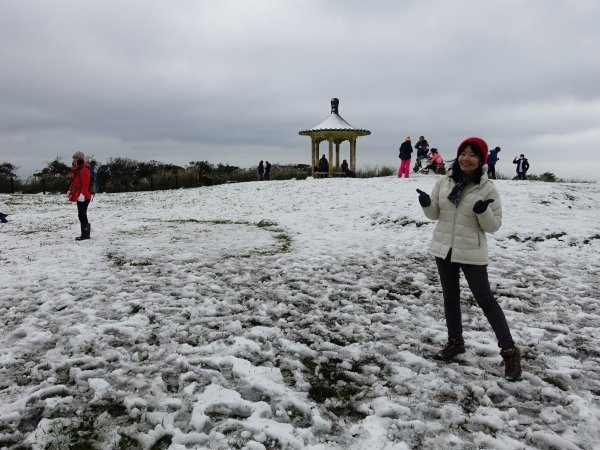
[529,172,558,182]
[270,164,311,181]
[356,165,396,178]
[492,171,592,183]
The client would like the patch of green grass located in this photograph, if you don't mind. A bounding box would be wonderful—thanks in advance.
[274,233,292,252]
[460,384,479,414]
[543,376,569,391]
[105,251,126,267]
[301,357,366,420]
[373,215,429,228]
[42,403,135,450]
[507,232,567,243]
[149,434,173,450]
[167,218,249,226]
[545,232,567,240]
[583,234,600,245]
[130,260,152,267]
[301,356,317,372]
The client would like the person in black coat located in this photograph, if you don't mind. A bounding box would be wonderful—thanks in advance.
[512,154,530,180]
[318,155,329,173]
[398,137,413,178]
[341,159,356,178]
[257,160,265,181]
[264,161,272,181]
[487,147,501,179]
[415,135,430,160]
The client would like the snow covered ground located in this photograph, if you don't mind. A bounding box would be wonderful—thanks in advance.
[0,175,599,449]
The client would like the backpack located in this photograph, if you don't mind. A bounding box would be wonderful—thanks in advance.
[78,166,97,195]
[89,167,97,194]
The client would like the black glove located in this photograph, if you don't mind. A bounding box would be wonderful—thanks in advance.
[473,199,494,214]
[416,189,431,207]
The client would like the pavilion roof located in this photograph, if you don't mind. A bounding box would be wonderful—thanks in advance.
[299,99,370,136]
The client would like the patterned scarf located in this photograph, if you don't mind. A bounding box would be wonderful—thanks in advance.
[447,172,472,206]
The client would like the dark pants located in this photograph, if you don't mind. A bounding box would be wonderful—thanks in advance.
[488,165,496,179]
[77,200,90,227]
[517,172,527,180]
[435,254,515,349]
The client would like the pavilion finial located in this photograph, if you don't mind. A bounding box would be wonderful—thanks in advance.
[331,98,339,114]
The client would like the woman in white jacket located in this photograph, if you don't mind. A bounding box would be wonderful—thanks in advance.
[416,137,521,381]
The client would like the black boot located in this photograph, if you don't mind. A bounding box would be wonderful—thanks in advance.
[0,213,7,223]
[75,223,90,241]
[500,346,522,381]
[435,338,465,361]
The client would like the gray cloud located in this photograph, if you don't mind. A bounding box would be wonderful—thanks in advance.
[1,0,599,180]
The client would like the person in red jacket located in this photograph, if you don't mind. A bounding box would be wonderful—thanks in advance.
[67,151,93,240]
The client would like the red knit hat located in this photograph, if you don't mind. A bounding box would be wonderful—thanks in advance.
[457,137,489,166]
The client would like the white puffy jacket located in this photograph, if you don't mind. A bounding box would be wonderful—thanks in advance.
[421,172,501,265]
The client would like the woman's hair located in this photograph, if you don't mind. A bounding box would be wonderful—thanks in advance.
[72,151,85,164]
[450,159,483,184]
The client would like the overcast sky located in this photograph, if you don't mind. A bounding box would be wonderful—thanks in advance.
[1,0,599,180]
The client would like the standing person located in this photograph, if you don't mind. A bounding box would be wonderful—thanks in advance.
[318,154,329,173]
[487,146,501,179]
[398,137,413,178]
[67,151,93,241]
[413,136,430,172]
[415,137,521,381]
[264,161,272,181]
[415,135,430,158]
[512,154,529,180]
[257,160,265,181]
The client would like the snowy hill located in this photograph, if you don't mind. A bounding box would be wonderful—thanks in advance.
[1,176,599,449]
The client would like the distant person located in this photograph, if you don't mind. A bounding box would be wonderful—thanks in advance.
[415,136,430,160]
[512,154,529,180]
[422,148,444,174]
[257,160,265,181]
[67,151,93,241]
[415,137,522,381]
[413,135,430,172]
[0,201,10,223]
[264,161,272,181]
[398,136,413,178]
[341,159,356,178]
[487,146,501,179]
[318,154,329,173]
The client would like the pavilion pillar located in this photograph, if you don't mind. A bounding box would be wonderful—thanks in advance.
[335,141,340,170]
[350,137,357,171]
[328,139,334,175]
[312,138,318,170]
